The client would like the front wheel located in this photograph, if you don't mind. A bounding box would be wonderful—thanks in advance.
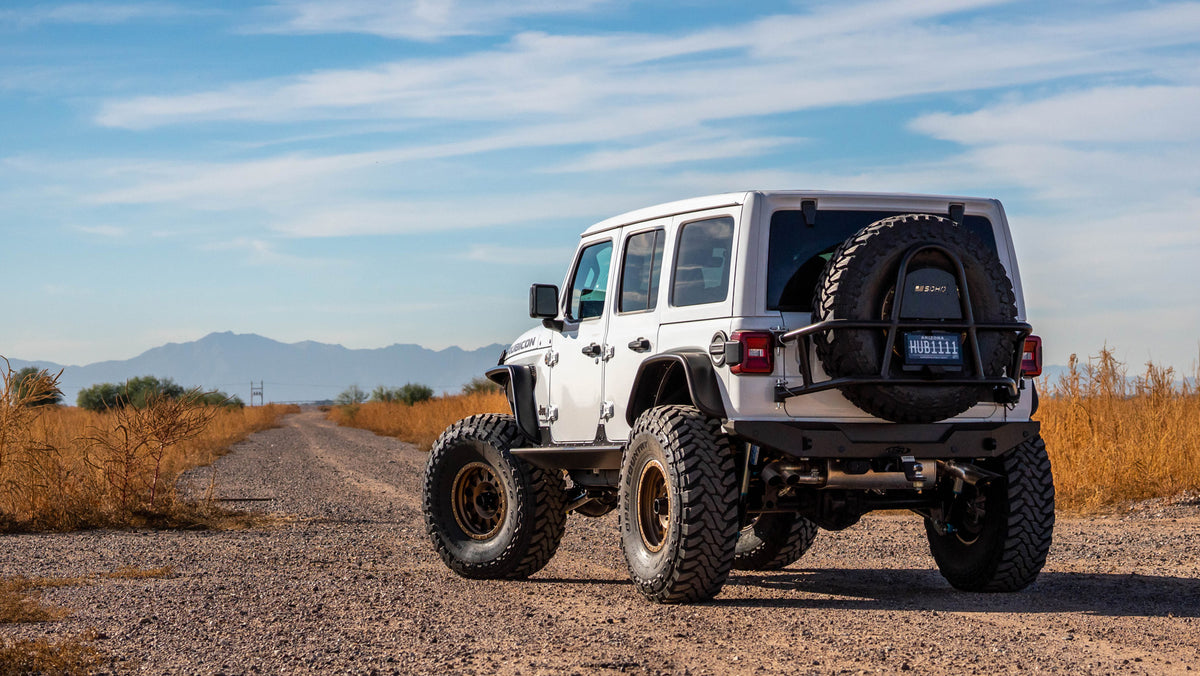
[619,405,739,603]
[423,414,567,579]
[925,435,1055,592]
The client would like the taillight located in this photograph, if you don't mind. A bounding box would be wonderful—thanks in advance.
[1021,335,1042,377]
[731,330,774,374]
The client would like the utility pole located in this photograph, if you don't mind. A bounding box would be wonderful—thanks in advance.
[250,381,264,406]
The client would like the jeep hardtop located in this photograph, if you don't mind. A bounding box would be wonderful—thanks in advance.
[423,190,1053,603]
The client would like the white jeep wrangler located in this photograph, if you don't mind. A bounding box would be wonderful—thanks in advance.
[423,191,1053,603]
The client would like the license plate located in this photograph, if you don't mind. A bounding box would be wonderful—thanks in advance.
[903,332,963,366]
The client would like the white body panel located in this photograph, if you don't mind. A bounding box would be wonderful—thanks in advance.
[602,217,672,441]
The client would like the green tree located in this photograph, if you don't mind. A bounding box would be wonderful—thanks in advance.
[77,382,125,411]
[191,391,245,408]
[336,384,368,406]
[369,383,434,405]
[77,376,235,411]
[396,383,434,405]
[123,376,186,409]
[462,376,501,395]
[370,385,399,403]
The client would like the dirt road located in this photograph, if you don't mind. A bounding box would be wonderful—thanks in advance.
[3,410,1199,674]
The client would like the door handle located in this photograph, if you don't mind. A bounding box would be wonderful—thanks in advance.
[627,338,651,353]
[581,342,602,357]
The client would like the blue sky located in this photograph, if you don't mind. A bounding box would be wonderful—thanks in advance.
[2,0,1198,373]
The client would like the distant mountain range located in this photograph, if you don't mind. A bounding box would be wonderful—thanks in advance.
[6,332,505,405]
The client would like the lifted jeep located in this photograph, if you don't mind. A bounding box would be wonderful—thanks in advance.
[422,191,1053,603]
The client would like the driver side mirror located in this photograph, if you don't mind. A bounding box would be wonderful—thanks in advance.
[529,283,559,319]
[529,284,563,331]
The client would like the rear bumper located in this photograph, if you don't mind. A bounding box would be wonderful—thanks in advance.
[724,420,1039,459]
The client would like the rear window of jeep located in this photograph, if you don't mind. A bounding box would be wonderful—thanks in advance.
[766,210,998,312]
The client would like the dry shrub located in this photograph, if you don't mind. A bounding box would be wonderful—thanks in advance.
[0,634,102,676]
[102,566,174,580]
[0,360,298,531]
[329,392,509,450]
[0,577,71,624]
[0,575,102,675]
[1038,346,1200,512]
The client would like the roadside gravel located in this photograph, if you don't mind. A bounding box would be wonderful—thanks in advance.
[2,410,1198,674]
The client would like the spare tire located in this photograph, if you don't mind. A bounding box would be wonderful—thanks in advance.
[811,213,1016,423]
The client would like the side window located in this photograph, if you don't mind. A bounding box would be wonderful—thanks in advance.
[567,240,613,321]
[671,216,734,307]
[618,229,664,313]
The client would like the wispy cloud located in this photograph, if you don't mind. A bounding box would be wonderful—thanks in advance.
[0,3,186,28]
[557,135,803,173]
[270,191,659,238]
[909,85,1200,208]
[202,237,342,268]
[80,0,1200,235]
[459,244,575,264]
[253,0,609,40]
[93,0,1200,162]
[911,86,1200,145]
[87,153,383,208]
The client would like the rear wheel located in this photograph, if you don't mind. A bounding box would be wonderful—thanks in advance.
[733,513,819,571]
[423,414,567,579]
[925,435,1055,591]
[619,405,739,603]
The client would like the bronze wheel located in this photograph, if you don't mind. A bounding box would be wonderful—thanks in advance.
[423,414,567,580]
[619,405,739,603]
[636,459,669,552]
[451,461,507,540]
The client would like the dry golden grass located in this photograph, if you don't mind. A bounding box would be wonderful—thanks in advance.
[1037,348,1200,512]
[102,566,174,580]
[0,362,298,532]
[0,633,102,676]
[328,392,510,450]
[0,577,73,624]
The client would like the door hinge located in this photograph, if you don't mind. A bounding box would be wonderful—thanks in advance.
[600,401,615,420]
[538,405,559,423]
[544,350,559,367]
[602,344,615,361]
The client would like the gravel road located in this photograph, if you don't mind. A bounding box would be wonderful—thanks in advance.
[3,410,1199,674]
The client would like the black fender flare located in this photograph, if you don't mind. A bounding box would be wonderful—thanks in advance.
[486,365,539,443]
[625,350,727,426]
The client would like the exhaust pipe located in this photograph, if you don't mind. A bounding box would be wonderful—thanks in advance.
[760,458,937,491]
[762,462,822,487]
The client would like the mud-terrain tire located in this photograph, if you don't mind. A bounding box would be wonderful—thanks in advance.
[925,435,1055,592]
[733,513,819,571]
[423,414,567,580]
[812,213,1017,423]
[619,405,739,603]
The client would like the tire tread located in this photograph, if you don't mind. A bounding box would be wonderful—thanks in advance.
[423,414,567,580]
